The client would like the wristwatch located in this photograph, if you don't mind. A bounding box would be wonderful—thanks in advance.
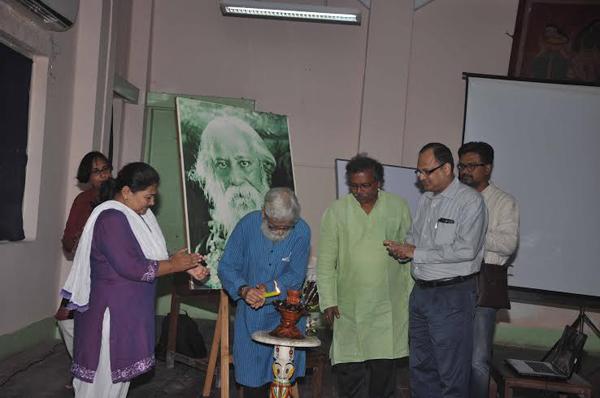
[237,285,249,298]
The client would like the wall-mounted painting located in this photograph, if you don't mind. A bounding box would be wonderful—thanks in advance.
[509,0,600,83]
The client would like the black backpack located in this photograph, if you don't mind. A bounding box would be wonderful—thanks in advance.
[542,324,587,377]
[155,312,207,360]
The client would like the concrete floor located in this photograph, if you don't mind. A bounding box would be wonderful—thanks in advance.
[0,319,598,397]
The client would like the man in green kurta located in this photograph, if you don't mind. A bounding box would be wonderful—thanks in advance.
[317,155,413,398]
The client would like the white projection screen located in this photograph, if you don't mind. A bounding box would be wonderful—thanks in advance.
[463,75,600,297]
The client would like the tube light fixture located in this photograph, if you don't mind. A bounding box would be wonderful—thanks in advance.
[220,0,362,25]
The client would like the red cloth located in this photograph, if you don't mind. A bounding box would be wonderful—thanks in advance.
[58,187,99,319]
[62,188,98,255]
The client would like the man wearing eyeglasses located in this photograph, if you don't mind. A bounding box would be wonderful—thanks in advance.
[317,154,413,398]
[385,142,487,397]
[458,141,519,398]
[218,187,310,398]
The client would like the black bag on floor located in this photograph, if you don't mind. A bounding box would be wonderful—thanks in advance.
[155,312,207,360]
[542,325,587,377]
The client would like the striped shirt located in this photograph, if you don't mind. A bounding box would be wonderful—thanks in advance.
[407,178,487,280]
[218,211,311,387]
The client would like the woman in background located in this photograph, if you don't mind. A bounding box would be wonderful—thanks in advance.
[57,151,112,358]
[62,151,112,256]
[62,162,208,397]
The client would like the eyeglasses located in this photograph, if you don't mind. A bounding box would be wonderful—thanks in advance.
[266,218,295,232]
[348,181,377,191]
[91,165,112,176]
[457,163,486,172]
[414,163,446,177]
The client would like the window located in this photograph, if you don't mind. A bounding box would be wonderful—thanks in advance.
[0,43,32,241]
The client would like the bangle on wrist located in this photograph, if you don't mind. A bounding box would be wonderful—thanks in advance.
[238,285,248,298]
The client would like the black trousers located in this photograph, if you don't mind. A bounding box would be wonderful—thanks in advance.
[334,359,397,398]
[242,383,270,398]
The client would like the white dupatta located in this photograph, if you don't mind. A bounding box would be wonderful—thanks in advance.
[62,200,169,310]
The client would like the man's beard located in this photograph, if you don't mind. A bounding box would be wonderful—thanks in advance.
[203,171,270,235]
[260,219,291,242]
[459,174,476,188]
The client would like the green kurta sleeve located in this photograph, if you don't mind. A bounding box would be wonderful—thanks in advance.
[317,207,339,312]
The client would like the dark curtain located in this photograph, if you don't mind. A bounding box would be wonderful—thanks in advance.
[0,43,32,241]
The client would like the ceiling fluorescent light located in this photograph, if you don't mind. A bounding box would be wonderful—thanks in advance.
[220,1,362,25]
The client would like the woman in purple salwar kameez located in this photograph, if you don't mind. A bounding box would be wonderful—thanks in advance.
[62,162,209,398]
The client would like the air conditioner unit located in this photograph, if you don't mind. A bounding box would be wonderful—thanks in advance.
[9,0,78,31]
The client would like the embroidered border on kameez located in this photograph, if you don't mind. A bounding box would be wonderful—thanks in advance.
[111,356,155,382]
[71,362,96,382]
[61,289,89,312]
[141,260,158,282]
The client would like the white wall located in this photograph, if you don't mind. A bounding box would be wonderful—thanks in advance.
[0,0,121,337]
[402,0,600,337]
[147,0,522,246]
[147,0,594,339]
[403,0,519,164]
[148,0,370,248]
[57,0,122,310]
[0,2,77,335]
[119,0,154,166]
[1,0,592,345]
[358,0,413,164]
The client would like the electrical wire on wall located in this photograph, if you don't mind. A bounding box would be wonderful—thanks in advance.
[399,3,417,164]
[355,0,416,165]
[356,0,372,153]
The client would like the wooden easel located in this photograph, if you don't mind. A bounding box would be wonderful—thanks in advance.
[202,290,232,398]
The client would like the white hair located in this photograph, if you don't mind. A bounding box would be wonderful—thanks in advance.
[263,187,300,223]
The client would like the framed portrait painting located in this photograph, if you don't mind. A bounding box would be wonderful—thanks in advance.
[175,97,295,289]
[508,0,600,83]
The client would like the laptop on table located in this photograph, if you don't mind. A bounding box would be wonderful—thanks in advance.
[506,358,571,380]
[506,325,587,380]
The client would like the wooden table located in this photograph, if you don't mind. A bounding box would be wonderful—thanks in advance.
[489,361,592,398]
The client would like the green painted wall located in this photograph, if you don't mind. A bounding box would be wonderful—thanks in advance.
[0,318,57,360]
[2,317,598,363]
[495,324,600,353]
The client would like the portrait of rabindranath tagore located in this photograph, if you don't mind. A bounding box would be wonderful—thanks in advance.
[177,98,294,288]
